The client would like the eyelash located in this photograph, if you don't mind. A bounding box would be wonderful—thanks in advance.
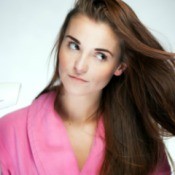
[67,41,108,61]
[68,41,79,50]
[96,52,107,61]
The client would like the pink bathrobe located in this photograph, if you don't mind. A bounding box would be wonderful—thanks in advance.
[0,92,171,175]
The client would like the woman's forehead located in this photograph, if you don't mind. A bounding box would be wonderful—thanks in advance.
[65,14,120,50]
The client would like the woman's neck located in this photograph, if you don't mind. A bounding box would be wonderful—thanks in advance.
[58,90,101,125]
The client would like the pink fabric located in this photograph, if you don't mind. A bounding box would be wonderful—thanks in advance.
[0,92,105,175]
[0,92,171,175]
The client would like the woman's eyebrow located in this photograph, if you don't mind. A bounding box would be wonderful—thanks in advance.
[65,35,113,56]
[95,48,113,57]
[65,35,80,44]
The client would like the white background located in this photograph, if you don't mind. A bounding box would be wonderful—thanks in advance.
[0,0,175,166]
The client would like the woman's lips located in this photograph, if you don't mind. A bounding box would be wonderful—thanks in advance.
[69,75,88,82]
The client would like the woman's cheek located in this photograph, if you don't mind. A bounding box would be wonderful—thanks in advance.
[59,50,68,70]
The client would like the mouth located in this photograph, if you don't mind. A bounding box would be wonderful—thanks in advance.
[69,75,88,82]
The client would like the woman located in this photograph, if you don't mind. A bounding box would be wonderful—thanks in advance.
[0,0,175,174]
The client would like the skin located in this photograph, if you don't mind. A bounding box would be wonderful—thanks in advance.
[57,14,126,170]
[59,15,123,97]
[58,14,126,121]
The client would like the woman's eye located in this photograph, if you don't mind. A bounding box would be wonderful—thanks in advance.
[68,42,79,50]
[96,53,107,61]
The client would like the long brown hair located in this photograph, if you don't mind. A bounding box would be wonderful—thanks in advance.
[38,0,175,174]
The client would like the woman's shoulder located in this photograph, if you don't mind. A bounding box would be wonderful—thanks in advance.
[0,91,57,172]
[0,91,56,135]
[0,106,29,132]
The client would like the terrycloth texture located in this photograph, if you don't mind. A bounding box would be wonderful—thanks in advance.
[0,92,105,175]
[0,92,171,175]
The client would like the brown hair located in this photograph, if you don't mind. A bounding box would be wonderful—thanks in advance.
[38,0,175,174]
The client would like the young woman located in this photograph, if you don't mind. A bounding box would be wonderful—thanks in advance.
[0,0,175,174]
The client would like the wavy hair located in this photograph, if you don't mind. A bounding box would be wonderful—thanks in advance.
[38,0,175,174]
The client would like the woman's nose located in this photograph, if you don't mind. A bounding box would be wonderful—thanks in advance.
[73,55,88,74]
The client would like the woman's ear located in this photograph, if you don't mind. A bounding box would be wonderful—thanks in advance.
[114,62,127,76]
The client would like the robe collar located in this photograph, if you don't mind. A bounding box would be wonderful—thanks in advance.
[27,91,105,175]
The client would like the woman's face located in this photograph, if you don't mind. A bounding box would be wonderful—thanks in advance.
[59,14,124,96]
